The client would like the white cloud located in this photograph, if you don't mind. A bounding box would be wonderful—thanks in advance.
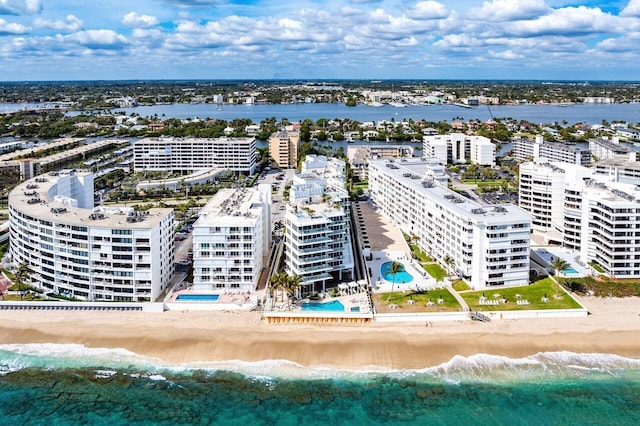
[621,0,640,17]
[66,30,128,49]
[122,12,159,28]
[34,15,83,32]
[0,17,28,33]
[489,49,524,60]
[0,0,41,15]
[410,1,449,20]
[506,6,617,37]
[473,0,550,22]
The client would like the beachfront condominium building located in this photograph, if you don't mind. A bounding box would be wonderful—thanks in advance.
[422,134,495,166]
[347,145,414,180]
[518,160,640,278]
[519,161,592,232]
[283,156,354,295]
[8,170,174,302]
[564,179,640,278]
[512,136,591,166]
[369,158,531,289]
[269,129,300,169]
[133,137,257,175]
[191,186,271,292]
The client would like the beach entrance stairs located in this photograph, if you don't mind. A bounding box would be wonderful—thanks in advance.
[469,311,491,322]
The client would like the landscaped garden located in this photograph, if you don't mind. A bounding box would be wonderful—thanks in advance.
[558,276,640,298]
[407,242,447,282]
[460,278,583,311]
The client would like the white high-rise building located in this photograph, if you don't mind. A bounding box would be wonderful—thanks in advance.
[512,136,591,166]
[518,160,640,278]
[423,134,495,166]
[8,171,174,302]
[284,156,354,295]
[519,161,592,231]
[369,158,531,289]
[593,158,640,185]
[564,179,640,278]
[134,137,256,175]
[191,186,271,292]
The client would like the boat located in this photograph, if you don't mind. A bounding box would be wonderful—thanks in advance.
[451,102,474,109]
[367,101,384,107]
[389,102,407,108]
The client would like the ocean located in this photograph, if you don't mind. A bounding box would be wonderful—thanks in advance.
[1,344,639,425]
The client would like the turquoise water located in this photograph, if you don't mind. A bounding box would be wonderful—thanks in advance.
[1,345,640,425]
[175,294,220,302]
[381,261,414,283]
[301,300,345,311]
[563,266,579,274]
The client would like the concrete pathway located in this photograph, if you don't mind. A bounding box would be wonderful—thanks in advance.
[446,282,471,312]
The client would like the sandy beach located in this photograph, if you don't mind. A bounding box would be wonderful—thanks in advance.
[1,295,639,369]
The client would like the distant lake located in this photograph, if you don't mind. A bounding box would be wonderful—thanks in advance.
[111,102,640,125]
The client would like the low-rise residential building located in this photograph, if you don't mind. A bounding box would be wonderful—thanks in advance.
[370,158,531,289]
[191,186,271,292]
[8,170,174,301]
[589,137,635,161]
[616,127,640,141]
[133,137,257,175]
[283,156,354,295]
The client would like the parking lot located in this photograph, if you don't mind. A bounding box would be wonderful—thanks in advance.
[257,168,294,227]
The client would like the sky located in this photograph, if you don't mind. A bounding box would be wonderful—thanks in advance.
[0,0,639,81]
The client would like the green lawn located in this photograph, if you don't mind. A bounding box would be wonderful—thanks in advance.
[423,263,446,282]
[373,288,461,313]
[452,280,471,292]
[461,278,583,311]
[409,244,433,263]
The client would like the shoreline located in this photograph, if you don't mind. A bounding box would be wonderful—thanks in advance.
[1,295,639,370]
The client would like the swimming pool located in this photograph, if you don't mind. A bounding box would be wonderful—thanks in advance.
[175,294,220,302]
[380,261,414,283]
[301,300,345,311]
[563,266,579,275]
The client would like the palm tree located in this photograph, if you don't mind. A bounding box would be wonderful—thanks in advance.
[551,257,569,276]
[14,263,32,301]
[443,255,455,276]
[283,275,303,309]
[268,272,288,307]
[550,257,569,297]
[387,261,405,302]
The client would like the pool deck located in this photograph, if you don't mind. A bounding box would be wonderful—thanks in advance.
[263,292,374,323]
[533,246,594,278]
[165,287,259,310]
[369,251,441,293]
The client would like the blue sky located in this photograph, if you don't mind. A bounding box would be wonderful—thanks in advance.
[0,0,639,81]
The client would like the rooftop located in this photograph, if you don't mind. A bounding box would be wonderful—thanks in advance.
[372,158,530,223]
[195,187,267,227]
[9,170,172,228]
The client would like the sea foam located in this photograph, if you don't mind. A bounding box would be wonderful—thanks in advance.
[1,343,639,383]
